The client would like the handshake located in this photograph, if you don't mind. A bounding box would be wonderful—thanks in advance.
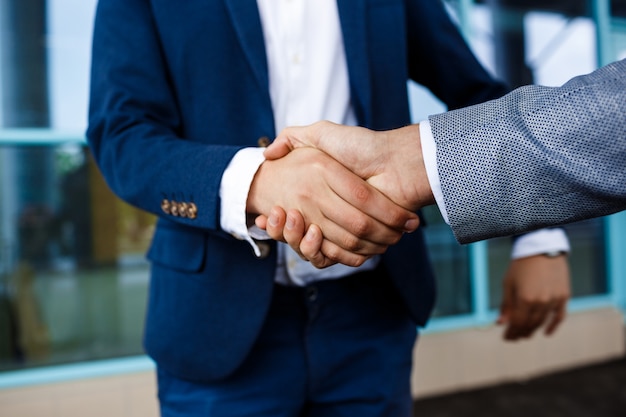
[247,121,435,269]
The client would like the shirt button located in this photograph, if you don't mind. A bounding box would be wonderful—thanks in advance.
[292,53,301,65]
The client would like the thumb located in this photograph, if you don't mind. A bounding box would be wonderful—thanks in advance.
[264,125,310,160]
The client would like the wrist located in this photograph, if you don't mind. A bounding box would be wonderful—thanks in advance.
[392,124,435,209]
[246,160,269,216]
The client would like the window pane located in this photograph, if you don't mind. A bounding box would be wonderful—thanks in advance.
[421,206,472,317]
[0,145,151,371]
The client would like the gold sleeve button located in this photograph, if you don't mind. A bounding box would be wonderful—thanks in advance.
[170,201,179,217]
[161,199,171,215]
[187,203,198,220]
[179,202,188,218]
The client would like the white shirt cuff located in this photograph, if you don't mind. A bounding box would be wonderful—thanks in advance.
[511,228,570,259]
[219,147,268,257]
[419,120,449,223]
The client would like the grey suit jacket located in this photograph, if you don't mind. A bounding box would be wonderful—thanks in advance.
[429,59,626,244]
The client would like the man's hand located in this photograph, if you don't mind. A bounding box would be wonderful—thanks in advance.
[497,254,571,341]
[256,121,434,267]
[263,121,435,210]
[247,147,420,268]
[255,206,332,268]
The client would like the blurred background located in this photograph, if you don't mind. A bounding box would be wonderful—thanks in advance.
[0,0,625,416]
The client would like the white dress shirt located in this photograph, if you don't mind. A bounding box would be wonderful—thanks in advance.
[220,0,379,286]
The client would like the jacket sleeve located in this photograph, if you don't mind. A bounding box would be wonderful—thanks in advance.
[429,59,626,243]
[86,0,242,232]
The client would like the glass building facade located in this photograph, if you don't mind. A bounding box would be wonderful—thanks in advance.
[0,0,625,386]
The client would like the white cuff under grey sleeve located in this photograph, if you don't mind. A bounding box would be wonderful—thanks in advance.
[419,120,450,223]
[511,228,570,259]
[219,147,269,257]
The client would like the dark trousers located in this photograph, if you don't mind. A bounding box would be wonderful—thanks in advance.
[157,269,417,417]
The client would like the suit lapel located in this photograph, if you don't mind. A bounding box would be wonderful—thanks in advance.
[336,0,372,125]
[223,0,269,92]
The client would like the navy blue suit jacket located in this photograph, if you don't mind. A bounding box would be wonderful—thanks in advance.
[87,0,507,383]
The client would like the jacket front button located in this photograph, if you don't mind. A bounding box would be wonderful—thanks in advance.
[257,242,271,259]
[161,199,171,215]
[257,136,271,147]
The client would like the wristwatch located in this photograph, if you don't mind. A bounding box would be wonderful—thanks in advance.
[542,251,566,258]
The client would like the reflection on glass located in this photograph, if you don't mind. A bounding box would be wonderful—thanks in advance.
[421,206,472,317]
[0,145,153,372]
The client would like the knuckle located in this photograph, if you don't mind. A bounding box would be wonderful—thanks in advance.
[350,182,373,205]
[348,217,373,238]
[521,295,547,306]
[387,231,403,245]
[323,247,364,268]
[323,247,342,263]
[386,209,409,228]
[340,234,363,252]
[311,258,328,269]
[266,229,283,241]
[350,257,366,267]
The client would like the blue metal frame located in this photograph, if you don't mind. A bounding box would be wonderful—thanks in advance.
[0,357,154,390]
[607,213,626,312]
[0,129,85,145]
[593,0,613,67]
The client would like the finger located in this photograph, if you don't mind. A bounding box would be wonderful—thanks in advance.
[296,173,401,255]
[297,222,375,269]
[299,226,368,269]
[504,302,531,340]
[264,125,313,160]
[263,136,295,160]
[496,308,510,326]
[318,237,373,268]
[497,281,514,326]
[264,207,288,242]
[311,212,392,257]
[508,304,543,340]
[255,214,268,230]
[283,209,307,259]
[333,182,419,232]
[298,149,419,235]
[299,225,335,268]
[322,169,419,236]
[545,300,567,335]
[523,303,551,338]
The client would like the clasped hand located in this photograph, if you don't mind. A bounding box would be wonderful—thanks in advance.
[249,121,434,268]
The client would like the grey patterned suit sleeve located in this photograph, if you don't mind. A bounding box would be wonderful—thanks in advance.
[429,59,626,244]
